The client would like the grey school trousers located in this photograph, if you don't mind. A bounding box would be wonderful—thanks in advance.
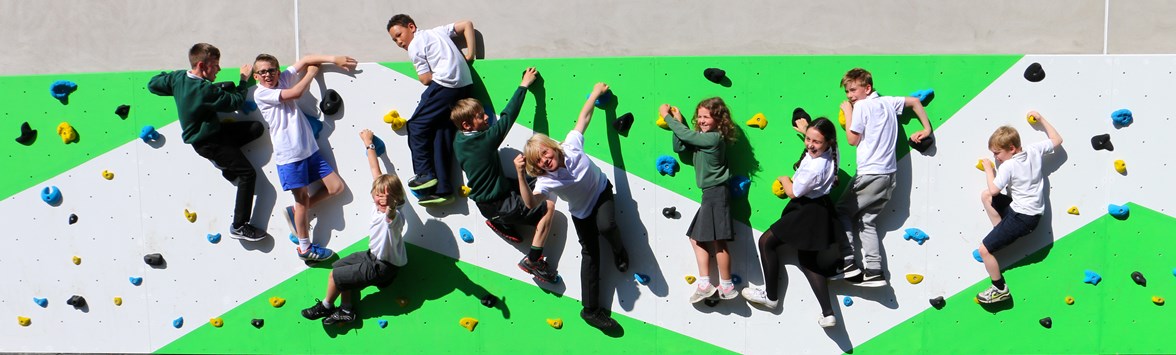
[835,173,896,272]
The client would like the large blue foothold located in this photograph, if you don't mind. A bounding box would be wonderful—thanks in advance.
[304,113,323,139]
[972,249,983,263]
[910,88,934,105]
[1108,204,1130,220]
[656,155,678,176]
[843,296,853,307]
[173,317,184,328]
[378,319,388,328]
[459,228,474,243]
[129,276,143,286]
[903,228,930,245]
[139,125,160,142]
[33,297,48,308]
[41,186,62,206]
[1084,270,1102,285]
[241,100,258,114]
[1111,109,1133,128]
[50,80,78,103]
[730,175,751,197]
[207,233,221,244]
[634,273,651,285]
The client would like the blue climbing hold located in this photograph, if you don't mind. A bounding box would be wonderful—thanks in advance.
[33,297,48,308]
[910,88,934,105]
[972,249,983,263]
[459,228,474,243]
[368,136,387,157]
[241,100,258,114]
[129,276,143,286]
[732,274,742,285]
[843,296,853,307]
[1084,270,1102,285]
[50,80,78,103]
[1111,109,1133,128]
[730,175,751,198]
[139,125,160,142]
[656,155,678,176]
[634,273,651,285]
[207,233,221,244]
[1108,204,1130,220]
[588,90,613,107]
[378,319,388,328]
[304,113,323,139]
[903,228,930,245]
[288,233,299,245]
[41,186,62,206]
[173,317,184,328]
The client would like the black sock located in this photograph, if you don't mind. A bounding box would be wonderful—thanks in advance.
[992,277,1006,290]
[527,247,543,262]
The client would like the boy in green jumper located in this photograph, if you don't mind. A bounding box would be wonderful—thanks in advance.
[147,43,270,242]
[450,67,558,283]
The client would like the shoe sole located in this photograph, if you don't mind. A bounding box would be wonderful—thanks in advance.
[229,233,267,242]
[689,288,718,304]
[828,268,863,281]
[486,220,522,243]
[408,179,438,191]
[718,289,739,300]
[418,196,453,206]
[855,279,888,288]
[517,263,558,284]
[977,294,1011,304]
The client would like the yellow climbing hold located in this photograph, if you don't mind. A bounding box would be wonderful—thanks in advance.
[838,109,847,128]
[385,110,406,131]
[976,160,985,171]
[1067,206,1079,215]
[656,115,670,130]
[974,297,980,304]
[771,179,787,198]
[1064,296,1074,305]
[1026,112,1039,124]
[184,209,197,223]
[746,113,767,129]
[1153,296,1165,305]
[383,109,400,123]
[684,275,697,284]
[57,122,78,144]
[1114,159,1127,174]
[460,185,472,197]
[17,316,31,327]
[210,317,224,328]
[72,256,81,265]
[546,318,563,329]
[114,297,123,306]
[459,317,479,332]
[269,296,286,308]
[906,274,924,284]
[101,170,114,180]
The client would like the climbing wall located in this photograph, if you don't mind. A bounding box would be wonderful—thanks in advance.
[1,56,1174,354]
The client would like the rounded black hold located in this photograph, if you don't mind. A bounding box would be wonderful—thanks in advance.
[929,296,946,309]
[909,134,935,153]
[792,107,812,128]
[1090,134,1114,151]
[480,294,498,308]
[703,68,727,84]
[1131,271,1147,286]
[612,112,635,134]
[251,318,264,328]
[703,298,720,307]
[144,253,164,266]
[68,213,78,225]
[67,295,86,308]
[115,104,131,119]
[320,89,343,115]
[662,206,677,218]
[15,121,37,145]
[1024,62,1046,82]
[1039,317,1052,328]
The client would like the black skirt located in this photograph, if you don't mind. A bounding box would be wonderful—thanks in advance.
[687,185,734,242]
[766,195,838,251]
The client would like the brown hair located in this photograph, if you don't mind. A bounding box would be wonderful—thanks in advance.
[523,133,563,177]
[694,97,738,143]
[450,98,484,131]
[253,53,279,68]
[372,174,406,221]
[188,43,220,68]
[988,125,1022,151]
[841,68,873,89]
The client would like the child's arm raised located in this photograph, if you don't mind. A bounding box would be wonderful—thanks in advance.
[573,83,609,135]
[663,103,722,148]
[360,129,384,179]
[488,67,539,143]
[904,97,933,143]
[276,65,320,101]
[453,20,477,63]
[981,159,1000,196]
[1028,111,1064,148]
[513,154,545,209]
[291,55,359,73]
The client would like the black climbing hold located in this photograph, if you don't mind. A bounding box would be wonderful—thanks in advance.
[703,298,720,307]
[15,122,36,145]
[320,89,343,115]
[1090,134,1114,151]
[703,68,727,85]
[1039,317,1052,329]
[115,104,131,119]
[480,294,498,308]
[1024,62,1046,82]
[1132,271,1147,286]
[792,108,812,129]
[662,206,677,219]
[612,112,634,134]
[251,318,264,328]
[66,295,86,308]
[929,296,946,309]
[909,134,935,153]
[144,253,164,266]
[213,81,236,91]
[68,214,78,225]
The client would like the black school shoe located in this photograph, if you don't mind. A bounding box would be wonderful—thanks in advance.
[301,299,334,320]
[580,308,618,330]
[322,307,356,325]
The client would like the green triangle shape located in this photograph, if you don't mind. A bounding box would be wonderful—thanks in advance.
[851,203,1176,354]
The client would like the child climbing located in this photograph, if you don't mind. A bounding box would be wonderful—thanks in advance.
[147,43,270,242]
[833,67,934,286]
[252,53,358,262]
[660,98,741,303]
[514,82,630,330]
[300,129,410,325]
[742,117,843,328]
[975,111,1062,303]
[386,14,476,206]
[451,67,558,283]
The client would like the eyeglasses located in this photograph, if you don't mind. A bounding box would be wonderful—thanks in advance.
[256,68,279,76]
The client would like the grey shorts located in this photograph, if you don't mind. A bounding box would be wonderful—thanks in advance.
[332,251,399,291]
[476,179,547,226]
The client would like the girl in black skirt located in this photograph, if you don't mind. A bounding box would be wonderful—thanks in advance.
[742,117,842,328]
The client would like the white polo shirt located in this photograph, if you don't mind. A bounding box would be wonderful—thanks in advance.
[408,23,473,90]
[993,140,1054,216]
[369,205,407,267]
[534,131,609,220]
[253,67,318,165]
[850,92,905,175]
[791,149,837,199]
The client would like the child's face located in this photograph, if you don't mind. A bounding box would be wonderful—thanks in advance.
[372,187,390,208]
[466,112,490,132]
[538,146,561,172]
[990,146,1016,163]
[387,23,417,50]
[196,59,221,81]
[696,107,716,132]
[844,80,872,104]
[805,127,829,157]
[253,61,280,89]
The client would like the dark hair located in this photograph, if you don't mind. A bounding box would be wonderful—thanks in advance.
[693,97,738,143]
[793,117,840,187]
[386,14,415,31]
[188,43,220,68]
[253,53,279,68]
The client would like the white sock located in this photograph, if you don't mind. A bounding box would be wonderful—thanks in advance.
[321,299,333,308]
[720,279,734,289]
[697,276,711,289]
[299,238,311,251]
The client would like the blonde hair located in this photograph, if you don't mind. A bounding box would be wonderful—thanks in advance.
[988,125,1022,151]
[450,98,484,131]
[372,174,406,221]
[523,133,563,177]
[841,67,873,89]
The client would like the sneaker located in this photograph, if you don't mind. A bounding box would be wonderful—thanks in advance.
[418,193,453,206]
[322,307,356,325]
[689,283,717,304]
[818,315,838,328]
[301,299,334,320]
[613,249,629,272]
[717,283,739,300]
[518,257,559,284]
[486,220,521,243]
[976,284,1011,304]
[229,224,269,242]
[580,308,618,329]
[282,206,297,235]
[828,263,863,281]
[407,175,437,191]
[741,287,779,309]
[298,244,335,262]
[852,270,888,288]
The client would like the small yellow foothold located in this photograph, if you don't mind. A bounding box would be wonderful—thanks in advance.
[1067,206,1079,215]
[210,317,224,328]
[746,113,768,129]
[906,274,924,284]
[184,209,197,223]
[976,160,985,171]
[1114,160,1127,174]
[1153,296,1165,305]
[57,122,78,144]
[72,256,81,265]
[101,170,114,180]
[114,297,123,306]
[838,109,847,128]
[656,115,670,130]
[460,185,472,197]
[1026,112,1039,124]
[17,316,31,327]
[546,318,563,329]
[459,317,479,332]
[1064,296,1074,305]
[685,275,697,284]
[269,296,286,308]
[974,297,980,304]
[772,179,787,198]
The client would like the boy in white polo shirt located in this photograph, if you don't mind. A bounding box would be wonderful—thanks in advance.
[252,53,358,262]
[975,111,1063,303]
[833,68,933,287]
[386,14,476,206]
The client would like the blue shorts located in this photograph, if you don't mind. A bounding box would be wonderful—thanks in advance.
[982,194,1041,253]
[276,152,334,191]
